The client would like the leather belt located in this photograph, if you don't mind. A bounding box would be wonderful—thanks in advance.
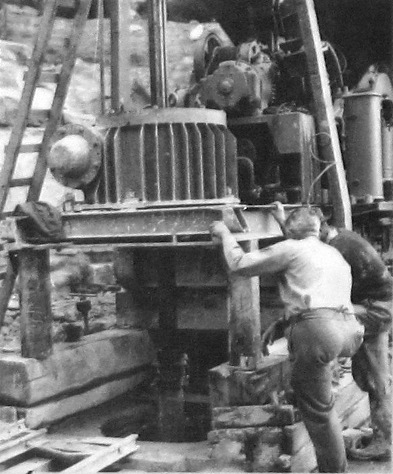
[289,307,354,325]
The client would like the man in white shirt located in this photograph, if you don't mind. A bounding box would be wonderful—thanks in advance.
[271,202,392,461]
[210,207,364,473]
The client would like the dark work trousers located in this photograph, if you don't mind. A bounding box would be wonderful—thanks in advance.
[352,299,392,443]
[287,309,364,473]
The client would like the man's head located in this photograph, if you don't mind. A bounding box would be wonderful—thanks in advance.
[315,207,331,243]
[284,207,321,239]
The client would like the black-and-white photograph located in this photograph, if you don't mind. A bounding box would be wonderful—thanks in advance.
[0,1,391,472]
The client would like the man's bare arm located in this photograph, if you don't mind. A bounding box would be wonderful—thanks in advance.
[270,201,288,237]
[210,221,290,277]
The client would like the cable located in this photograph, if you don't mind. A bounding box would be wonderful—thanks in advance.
[309,132,334,164]
[307,162,336,205]
[307,131,338,204]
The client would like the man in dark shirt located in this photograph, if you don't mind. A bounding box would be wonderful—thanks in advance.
[320,223,392,461]
[271,203,392,461]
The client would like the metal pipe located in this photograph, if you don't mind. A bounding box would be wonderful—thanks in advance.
[97,0,105,114]
[148,0,168,107]
[109,0,121,111]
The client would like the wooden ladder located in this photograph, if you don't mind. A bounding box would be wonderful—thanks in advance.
[0,422,138,473]
[0,0,93,326]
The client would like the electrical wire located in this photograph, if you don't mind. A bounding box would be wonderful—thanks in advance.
[307,162,336,205]
[307,132,337,204]
[309,132,334,164]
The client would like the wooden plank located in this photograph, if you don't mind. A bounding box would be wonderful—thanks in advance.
[212,404,300,429]
[0,0,59,212]
[208,426,283,445]
[0,260,18,329]
[1,457,52,473]
[209,357,290,408]
[295,0,352,229]
[228,239,261,369]
[19,248,52,359]
[0,430,46,464]
[0,421,27,442]
[60,434,138,473]
[27,0,93,202]
[21,372,148,429]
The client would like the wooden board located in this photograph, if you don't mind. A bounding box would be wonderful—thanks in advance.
[60,434,138,473]
[20,371,147,429]
[295,0,352,228]
[0,428,47,465]
[212,404,300,429]
[209,356,291,408]
[0,426,138,473]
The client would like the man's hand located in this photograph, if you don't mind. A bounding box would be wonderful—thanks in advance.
[210,221,230,242]
[270,201,286,225]
[261,317,289,355]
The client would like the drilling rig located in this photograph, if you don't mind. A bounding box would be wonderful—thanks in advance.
[0,0,391,464]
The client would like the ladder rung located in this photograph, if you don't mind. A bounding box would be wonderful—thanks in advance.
[24,70,60,84]
[19,143,41,154]
[29,110,50,122]
[9,178,33,187]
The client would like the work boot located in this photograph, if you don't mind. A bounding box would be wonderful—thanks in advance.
[347,431,392,461]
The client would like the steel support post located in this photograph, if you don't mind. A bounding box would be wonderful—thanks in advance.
[148,0,168,107]
[155,248,187,441]
[108,0,133,112]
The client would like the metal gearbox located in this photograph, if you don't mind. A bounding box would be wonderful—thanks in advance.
[99,108,239,207]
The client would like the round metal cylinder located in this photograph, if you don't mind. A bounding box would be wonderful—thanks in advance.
[49,135,91,178]
[344,93,384,201]
[381,122,393,180]
[49,124,103,189]
[104,108,239,206]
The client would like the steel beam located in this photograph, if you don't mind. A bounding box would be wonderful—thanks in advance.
[59,206,283,245]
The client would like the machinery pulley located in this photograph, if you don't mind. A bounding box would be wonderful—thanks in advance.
[192,28,234,82]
